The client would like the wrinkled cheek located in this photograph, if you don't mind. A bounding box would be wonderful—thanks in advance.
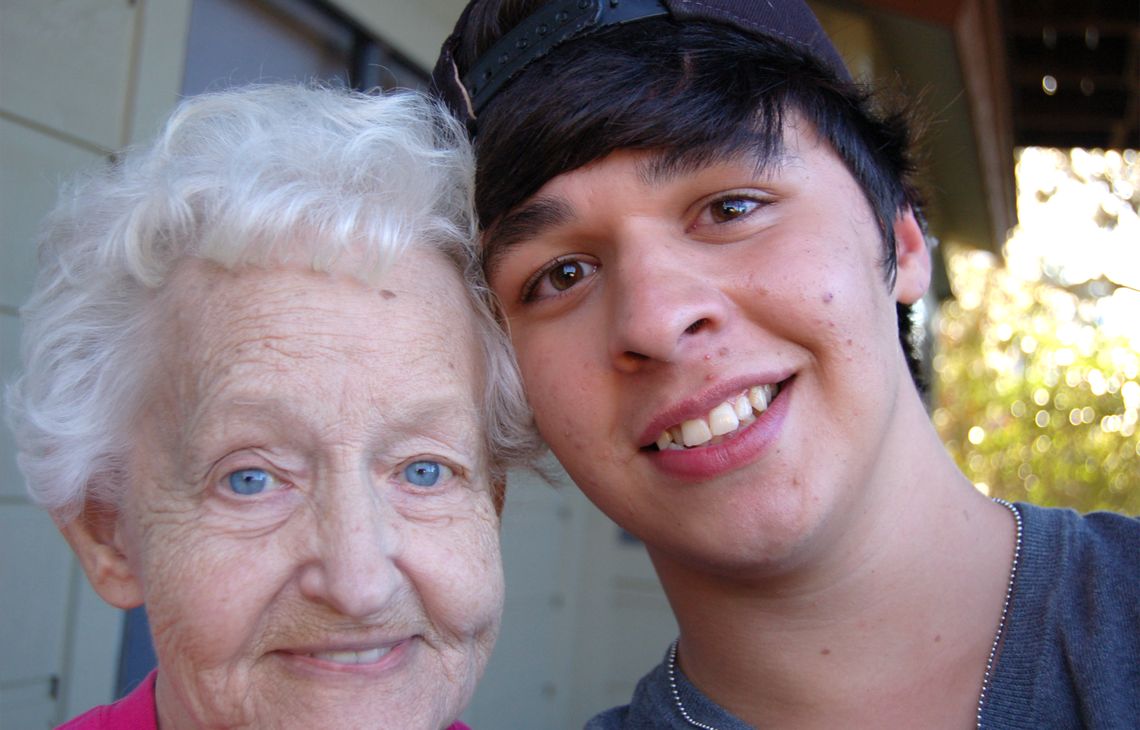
[416,548,503,725]
[433,528,504,655]
[147,604,259,728]
[145,574,244,668]
[459,553,504,649]
[136,538,261,723]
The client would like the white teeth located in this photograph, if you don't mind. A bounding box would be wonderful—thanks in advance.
[708,402,740,436]
[654,383,781,450]
[681,418,713,447]
[312,647,390,665]
[748,385,771,411]
[357,648,385,663]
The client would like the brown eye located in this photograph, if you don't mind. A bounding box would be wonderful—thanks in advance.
[710,197,760,223]
[549,261,589,291]
[523,256,600,302]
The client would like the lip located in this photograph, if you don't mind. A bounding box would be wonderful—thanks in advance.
[645,376,793,480]
[637,372,794,448]
[276,636,417,677]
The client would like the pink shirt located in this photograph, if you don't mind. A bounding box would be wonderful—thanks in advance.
[57,671,473,729]
[57,671,158,730]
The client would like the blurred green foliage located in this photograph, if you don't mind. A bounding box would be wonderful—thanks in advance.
[933,255,1140,514]
[932,147,1139,516]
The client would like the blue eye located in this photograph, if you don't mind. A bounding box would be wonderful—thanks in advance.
[227,468,275,495]
[403,460,452,488]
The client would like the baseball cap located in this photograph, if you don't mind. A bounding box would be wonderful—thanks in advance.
[432,0,852,134]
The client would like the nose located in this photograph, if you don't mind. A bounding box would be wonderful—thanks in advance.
[298,469,401,619]
[607,234,728,373]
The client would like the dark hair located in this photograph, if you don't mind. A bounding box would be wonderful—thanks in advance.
[447,3,927,388]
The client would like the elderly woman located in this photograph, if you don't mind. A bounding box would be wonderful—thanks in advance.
[6,85,537,729]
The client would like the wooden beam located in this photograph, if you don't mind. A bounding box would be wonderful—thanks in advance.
[954,0,1018,247]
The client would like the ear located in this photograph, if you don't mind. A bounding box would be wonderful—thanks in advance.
[57,500,144,609]
[892,208,932,305]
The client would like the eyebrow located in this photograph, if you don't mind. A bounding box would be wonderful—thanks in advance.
[635,152,708,188]
[478,162,689,281]
[481,144,789,279]
[638,143,788,188]
[483,196,576,281]
[378,397,484,450]
[183,395,484,467]
[189,387,481,444]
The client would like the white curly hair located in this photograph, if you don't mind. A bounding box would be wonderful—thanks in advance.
[5,83,540,521]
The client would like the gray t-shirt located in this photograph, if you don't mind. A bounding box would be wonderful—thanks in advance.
[586,503,1140,729]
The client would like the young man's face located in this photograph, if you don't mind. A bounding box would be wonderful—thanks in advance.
[485,116,930,575]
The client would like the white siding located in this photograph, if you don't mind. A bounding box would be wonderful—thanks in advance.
[0,0,187,722]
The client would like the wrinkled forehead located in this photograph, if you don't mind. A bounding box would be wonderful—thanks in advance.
[148,253,488,434]
[158,251,479,377]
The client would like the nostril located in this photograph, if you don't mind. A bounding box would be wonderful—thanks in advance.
[685,318,710,335]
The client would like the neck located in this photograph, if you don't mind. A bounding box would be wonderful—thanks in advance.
[650,397,1018,728]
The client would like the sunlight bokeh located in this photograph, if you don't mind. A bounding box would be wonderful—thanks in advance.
[933,147,1140,514]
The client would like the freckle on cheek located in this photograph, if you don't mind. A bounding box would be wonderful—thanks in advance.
[379,290,396,300]
[823,292,834,303]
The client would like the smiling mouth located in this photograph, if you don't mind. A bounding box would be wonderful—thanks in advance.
[651,382,783,451]
[307,647,393,665]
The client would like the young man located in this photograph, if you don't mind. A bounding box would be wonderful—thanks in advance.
[431,1,1140,727]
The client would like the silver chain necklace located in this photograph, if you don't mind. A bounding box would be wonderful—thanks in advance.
[667,499,1023,730]
[975,498,1022,727]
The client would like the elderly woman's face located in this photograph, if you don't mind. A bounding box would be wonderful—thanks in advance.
[116,250,501,729]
